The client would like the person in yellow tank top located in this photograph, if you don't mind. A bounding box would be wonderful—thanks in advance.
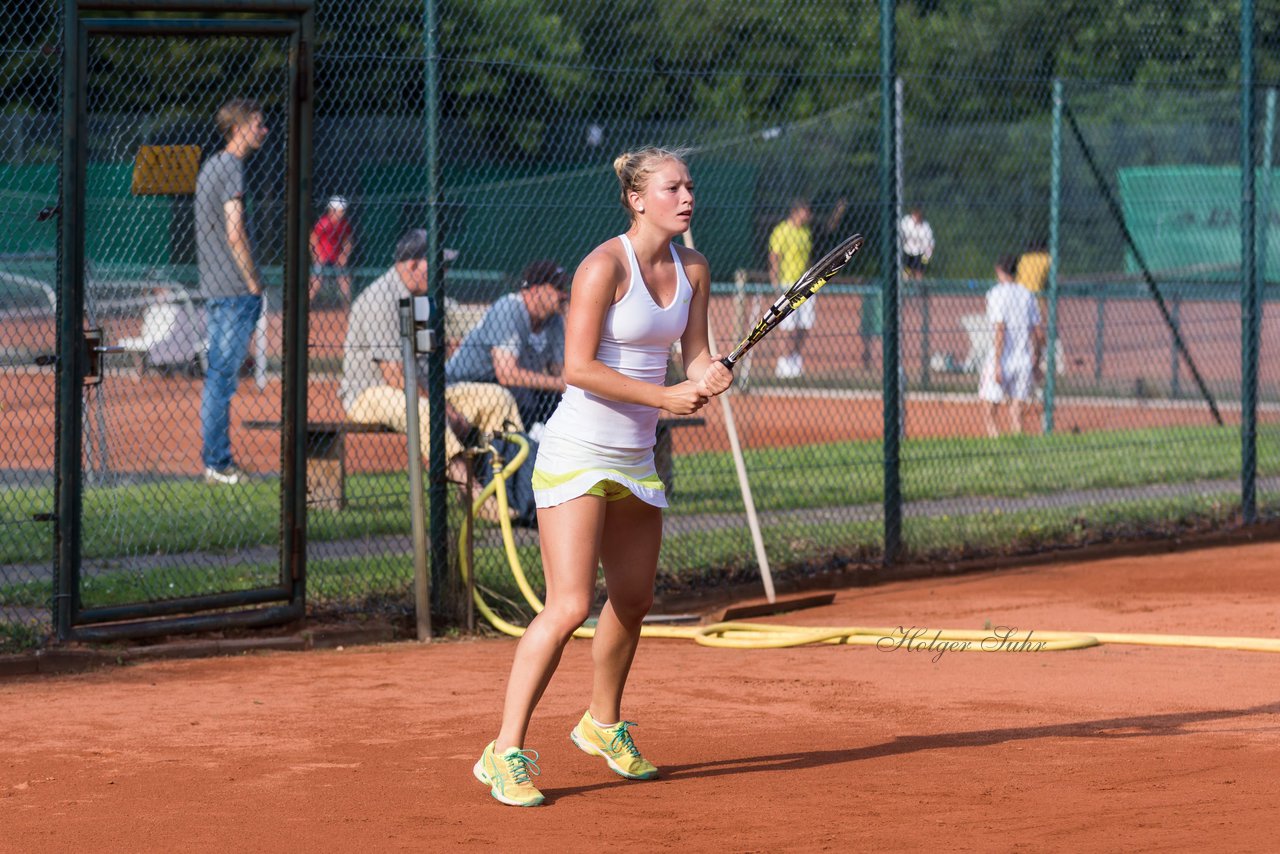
[1017,239,1050,296]
[1016,238,1054,395]
[767,196,848,378]
[769,205,812,284]
[768,199,813,378]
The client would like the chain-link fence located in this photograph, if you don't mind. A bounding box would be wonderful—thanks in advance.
[2,3,311,645]
[0,1,59,652]
[2,1,1277,648]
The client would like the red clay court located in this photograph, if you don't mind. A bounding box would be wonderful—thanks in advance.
[3,539,1278,851]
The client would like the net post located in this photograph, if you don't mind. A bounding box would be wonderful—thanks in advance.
[423,0,452,621]
[54,0,91,642]
[1044,78,1063,435]
[1240,0,1259,524]
[879,0,902,567]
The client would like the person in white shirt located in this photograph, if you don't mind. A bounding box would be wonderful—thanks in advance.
[899,207,935,281]
[979,255,1044,437]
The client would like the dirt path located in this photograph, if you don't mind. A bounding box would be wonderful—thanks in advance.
[3,541,1278,852]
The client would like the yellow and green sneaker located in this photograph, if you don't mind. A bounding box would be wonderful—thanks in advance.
[473,740,545,807]
[569,711,659,780]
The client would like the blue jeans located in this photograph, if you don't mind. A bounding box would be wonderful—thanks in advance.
[200,294,262,469]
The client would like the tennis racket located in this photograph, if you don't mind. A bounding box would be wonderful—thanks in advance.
[720,232,865,369]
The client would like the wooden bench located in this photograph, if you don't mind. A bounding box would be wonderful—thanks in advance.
[247,414,706,510]
[245,420,397,511]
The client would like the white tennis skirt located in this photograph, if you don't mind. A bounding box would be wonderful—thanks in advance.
[531,427,667,509]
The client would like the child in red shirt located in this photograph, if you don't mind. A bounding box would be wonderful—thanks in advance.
[309,195,355,303]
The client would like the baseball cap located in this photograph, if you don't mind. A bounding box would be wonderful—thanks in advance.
[520,259,568,290]
[394,228,460,265]
[327,195,348,211]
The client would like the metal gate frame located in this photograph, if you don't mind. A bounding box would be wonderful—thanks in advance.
[56,0,314,642]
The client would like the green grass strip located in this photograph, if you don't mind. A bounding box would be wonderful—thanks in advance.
[1,424,1274,566]
[672,424,1277,513]
[2,491,1275,644]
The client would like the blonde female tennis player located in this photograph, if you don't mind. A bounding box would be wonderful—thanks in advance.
[474,147,733,806]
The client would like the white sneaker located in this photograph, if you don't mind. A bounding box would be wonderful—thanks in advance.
[774,355,802,379]
[203,465,243,485]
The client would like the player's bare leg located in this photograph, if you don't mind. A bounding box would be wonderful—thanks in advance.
[589,495,662,723]
[776,329,807,378]
[791,327,808,364]
[983,400,1000,438]
[1009,399,1025,435]
[495,495,606,751]
[560,494,663,781]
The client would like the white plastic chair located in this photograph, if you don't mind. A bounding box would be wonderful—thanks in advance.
[960,313,992,374]
[117,288,205,376]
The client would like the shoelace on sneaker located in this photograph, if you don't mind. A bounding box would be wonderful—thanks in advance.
[607,721,642,758]
[503,748,542,785]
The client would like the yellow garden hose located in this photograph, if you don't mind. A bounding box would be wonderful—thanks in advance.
[459,435,1280,654]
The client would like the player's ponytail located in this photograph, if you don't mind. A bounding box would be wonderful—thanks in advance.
[614,146,689,221]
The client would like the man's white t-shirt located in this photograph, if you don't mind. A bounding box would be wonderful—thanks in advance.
[985,281,1041,372]
[899,215,934,258]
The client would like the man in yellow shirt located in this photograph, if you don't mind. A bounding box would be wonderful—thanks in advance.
[766,197,850,377]
[1017,239,1050,297]
[768,198,815,378]
[1016,239,1054,392]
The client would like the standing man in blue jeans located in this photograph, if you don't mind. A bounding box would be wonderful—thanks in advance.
[196,98,269,485]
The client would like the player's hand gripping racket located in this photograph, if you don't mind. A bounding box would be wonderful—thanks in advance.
[720,233,865,369]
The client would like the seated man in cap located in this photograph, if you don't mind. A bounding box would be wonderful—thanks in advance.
[340,229,524,516]
[444,259,568,438]
[309,195,355,304]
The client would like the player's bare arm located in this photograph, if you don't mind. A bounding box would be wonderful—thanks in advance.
[992,322,1006,383]
[378,359,404,389]
[492,349,565,392]
[224,197,262,295]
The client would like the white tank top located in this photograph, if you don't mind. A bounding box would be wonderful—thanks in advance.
[545,234,693,450]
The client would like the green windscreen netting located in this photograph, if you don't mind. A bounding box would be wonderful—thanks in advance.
[1120,165,1280,278]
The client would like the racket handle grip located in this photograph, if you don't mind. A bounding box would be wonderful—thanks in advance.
[719,355,736,370]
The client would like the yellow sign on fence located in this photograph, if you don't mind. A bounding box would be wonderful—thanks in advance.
[130,144,202,196]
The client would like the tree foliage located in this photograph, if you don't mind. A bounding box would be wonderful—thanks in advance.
[4,0,1278,147]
